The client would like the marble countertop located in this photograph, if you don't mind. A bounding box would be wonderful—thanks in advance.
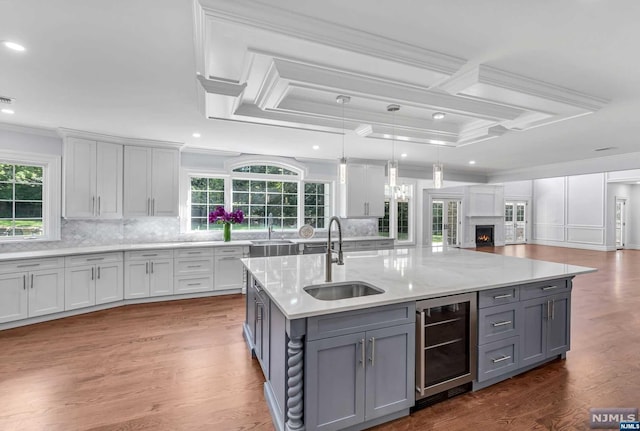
[241,247,596,320]
[0,236,393,262]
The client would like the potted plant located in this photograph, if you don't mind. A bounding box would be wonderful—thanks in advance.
[209,206,245,242]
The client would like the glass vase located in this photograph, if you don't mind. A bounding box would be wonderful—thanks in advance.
[223,222,231,242]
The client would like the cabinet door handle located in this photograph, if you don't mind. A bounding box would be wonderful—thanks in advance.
[23,274,26,290]
[369,337,375,367]
[30,274,34,288]
[151,262,154,273]
[91,267,94,281]
[145,262,149,274]
[492,320,512,327]
[97,266,101,280]
[98,196,101,216]
[92,196,96,216]
[546,300,551,320]
[551,299,555,320]
[147,198,151,216]
[152,198,155,216]
[493,293,512,299]
[542,285,559,291]
[360,339,365,368]
[492,355,512,364]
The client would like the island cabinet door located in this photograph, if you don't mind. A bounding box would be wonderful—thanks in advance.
[547,293,571,357]
[520,297,548,367]
[364,323,415,421]
[305,332,366,431]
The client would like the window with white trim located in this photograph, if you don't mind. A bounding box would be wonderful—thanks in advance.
[378,183,414,243]
[232,178,298,230]
[189,176,225,230]
[303,182,329,229]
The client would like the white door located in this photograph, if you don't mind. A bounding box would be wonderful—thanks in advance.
[95,262,124,305]
[29,269,65,317]
[505,201,527,244]
[65,266,96,311]
[124,146,152,217]
[431,199,461,246]
[150,148,179,217]
[214,255,243,290]
[95,142,123,219]
[64,138,97,218]
[149,259,174,296]
[124,260,150,299]
[615,199,626,249]
[0,273,28,323]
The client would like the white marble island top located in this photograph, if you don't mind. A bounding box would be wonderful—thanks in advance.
[241,247,596,320]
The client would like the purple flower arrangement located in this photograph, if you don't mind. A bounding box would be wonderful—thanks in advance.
[208,206,245,224]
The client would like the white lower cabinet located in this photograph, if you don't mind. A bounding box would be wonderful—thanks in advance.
[65,253,124,310]
[214,246,247,291]
[0,258,65,324]
[174,247,214,294]
[124,250,174,299]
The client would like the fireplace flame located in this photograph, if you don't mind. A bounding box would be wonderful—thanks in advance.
[478,234,491,242]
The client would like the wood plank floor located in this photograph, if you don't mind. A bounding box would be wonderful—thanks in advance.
[1,245,639,431]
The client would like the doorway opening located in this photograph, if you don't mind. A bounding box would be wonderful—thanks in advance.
[615,198,626,249]
[432,199,461,247]
[505,201,527,244]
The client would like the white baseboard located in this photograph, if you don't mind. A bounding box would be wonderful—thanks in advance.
[530,239,610,252]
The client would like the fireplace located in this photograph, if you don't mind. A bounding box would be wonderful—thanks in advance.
[475,225,494,247]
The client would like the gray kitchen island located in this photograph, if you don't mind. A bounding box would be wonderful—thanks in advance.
[241,247,595,431]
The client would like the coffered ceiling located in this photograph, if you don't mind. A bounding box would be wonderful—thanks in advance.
[2,0,640,183]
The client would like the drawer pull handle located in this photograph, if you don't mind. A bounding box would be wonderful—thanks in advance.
[492,355,512,364]
[220,257,236,261]
[86,257,104,261]
[493,293,512,299]
[187,283,201,286]
[142,254,158,257]
[492,320,512,327]
[17,263,40,268]
[187,251,202,255]
[542,285,559,291]
[187,265,202,268]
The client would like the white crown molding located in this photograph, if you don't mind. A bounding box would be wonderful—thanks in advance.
[57,128,184,149]
[196,0,466,75]
[181,146,242,157]
[197,74,247,97]
[0,121,59,138]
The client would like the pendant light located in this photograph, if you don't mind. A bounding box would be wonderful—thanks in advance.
[336,95,350,184]
[433,144,444,189]
[387,104,400,188]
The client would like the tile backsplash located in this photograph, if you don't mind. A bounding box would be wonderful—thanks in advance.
[0,217,380,253]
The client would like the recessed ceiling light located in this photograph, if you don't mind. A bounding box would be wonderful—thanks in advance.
[400,153,407,158]
[1,108,15,115]
[469,160,476,165]
[312,145,319,150]
[2,41,25,52]
[432,112,446,120]
[192,132,201,138]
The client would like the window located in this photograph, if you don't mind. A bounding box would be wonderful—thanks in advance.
[304,182,329,229]
[0,163,44,237]
[233,165,297,176]
[232,178,298,230]
[0,151,60,242]
[379,184,414,243]
[190,177,225,230]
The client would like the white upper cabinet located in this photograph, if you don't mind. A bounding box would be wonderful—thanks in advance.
[64,137,123,219]
[124,146,179,217]
[342,163,385,218]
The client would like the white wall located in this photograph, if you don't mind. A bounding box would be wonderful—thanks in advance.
[0,127,62,155]
[532,173,609,250]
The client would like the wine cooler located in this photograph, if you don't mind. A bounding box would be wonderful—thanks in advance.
[415,292,477,400]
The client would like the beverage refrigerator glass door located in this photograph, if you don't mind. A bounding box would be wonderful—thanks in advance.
[415,292,477,399]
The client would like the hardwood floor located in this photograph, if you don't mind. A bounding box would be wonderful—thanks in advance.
[1,245,639,431]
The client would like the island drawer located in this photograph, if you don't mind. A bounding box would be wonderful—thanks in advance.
[478,303,520,345]
[479,286,519,308]
[306,302,415,341]
[520,278,571,300]
[477,336,520,382]
[175,247,213,258]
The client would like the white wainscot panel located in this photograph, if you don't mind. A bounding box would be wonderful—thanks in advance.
[567,173,605,226]
[533,224,564,241]
[533,178,565,225]
[566,226,605,245]
[469,192,499,216]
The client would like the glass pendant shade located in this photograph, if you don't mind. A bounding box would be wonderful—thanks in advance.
[339,157,347,184]
[433,163,444,189]
[388,159,398,188]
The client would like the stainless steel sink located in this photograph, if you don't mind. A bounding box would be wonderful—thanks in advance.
[251,240,293,245]
[304,281,384,301]
[249,240,298,257]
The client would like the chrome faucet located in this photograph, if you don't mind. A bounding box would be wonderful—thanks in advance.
[267,212,273,240]
[325,216,344,282]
